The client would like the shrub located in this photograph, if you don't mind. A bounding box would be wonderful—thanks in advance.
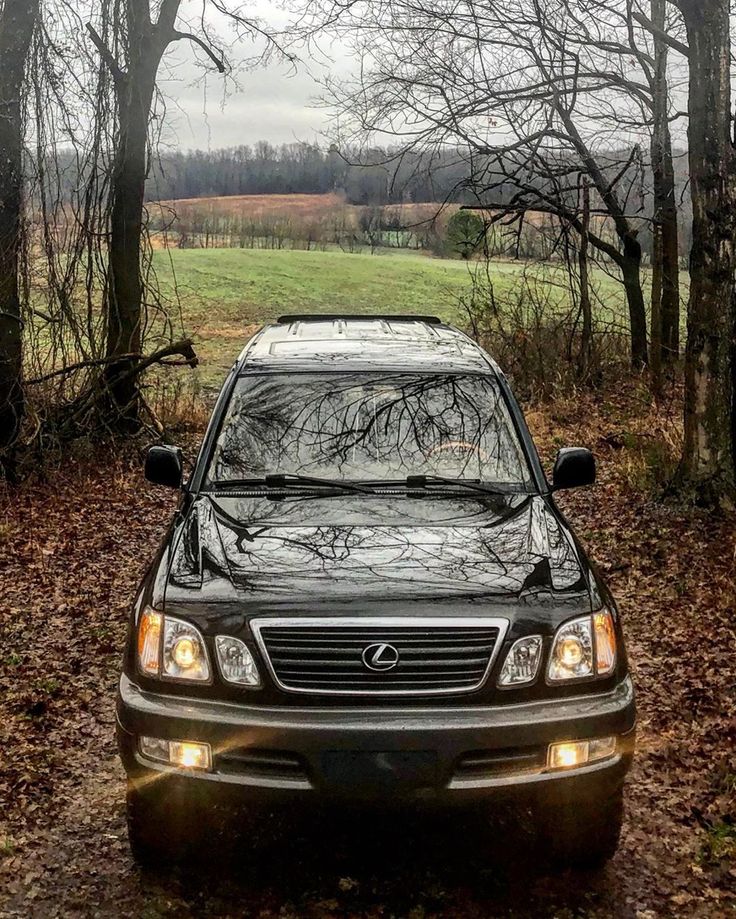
[446,210,486,259]
[459,263,631,400]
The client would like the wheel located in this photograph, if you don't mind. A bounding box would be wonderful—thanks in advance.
[534,783,624,869]
[126,777,211,868]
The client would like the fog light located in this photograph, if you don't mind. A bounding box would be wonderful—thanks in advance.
[589,735,617,760]
[547,736,616,771]
[548,740,589,769]
[139,736,212,771]
[170,741,211,770]
[139,735,169,764]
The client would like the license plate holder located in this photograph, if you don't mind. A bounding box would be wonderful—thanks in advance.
[320,750,439,792]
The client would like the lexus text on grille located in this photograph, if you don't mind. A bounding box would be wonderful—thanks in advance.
[118,315,636,869]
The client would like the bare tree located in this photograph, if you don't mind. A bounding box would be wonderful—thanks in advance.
[85,0,226,426]
[581,0,682,378]
[0,0,40,466]
[84,1,287,429]
[299,0,654,365]
[674,0,735,501]
[648,0,680,373]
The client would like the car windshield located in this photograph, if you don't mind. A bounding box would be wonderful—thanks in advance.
[207,372,533,488]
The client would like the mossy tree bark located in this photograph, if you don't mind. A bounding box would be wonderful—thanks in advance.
[0,0,40,460]
[678,0,736,503]
[649,0,680,379]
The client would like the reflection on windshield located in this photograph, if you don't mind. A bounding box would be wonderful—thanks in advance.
[208,372,532,486]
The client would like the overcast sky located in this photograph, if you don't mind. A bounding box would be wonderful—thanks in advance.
[158,58,333,150]
[157,2,340,151]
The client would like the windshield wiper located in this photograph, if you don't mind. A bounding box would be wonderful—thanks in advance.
[211,473,372,494]
[210,473,524,496]
[404,474,525,496]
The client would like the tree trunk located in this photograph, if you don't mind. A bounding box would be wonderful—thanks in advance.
[101,3,162,427]
[102,72,158,425]
[650,0,680,372]
[578,181,593,379]
[660,124,680,363]
[678,0,736,502]
[0,0,39,458]
[620,236,648,369]
[554,107,648,367]
[650,213,663,391]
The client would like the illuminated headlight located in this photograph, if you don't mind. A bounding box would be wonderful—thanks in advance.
[215,636,261,687]
[547,610,616,683]
[139,736,212,771]
[136,607,210,682]
[547,736,617,771]
[163,617,210,681]
[498,635,543,686]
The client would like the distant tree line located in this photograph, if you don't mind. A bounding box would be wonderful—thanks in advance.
[147,143,486,205]
[146,141,692,233]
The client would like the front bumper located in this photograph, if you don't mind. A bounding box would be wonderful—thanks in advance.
[117,673,635,802]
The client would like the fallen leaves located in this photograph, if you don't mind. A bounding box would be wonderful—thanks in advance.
[0,383,734,917]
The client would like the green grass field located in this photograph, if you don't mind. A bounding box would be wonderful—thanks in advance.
[152,247,628,387]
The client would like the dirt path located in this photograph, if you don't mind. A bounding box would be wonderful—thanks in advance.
[1,391,734,918]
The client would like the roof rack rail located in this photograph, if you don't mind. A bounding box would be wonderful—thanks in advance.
[277,313,443,325]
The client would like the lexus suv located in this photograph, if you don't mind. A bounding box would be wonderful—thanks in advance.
[118,314,635,868]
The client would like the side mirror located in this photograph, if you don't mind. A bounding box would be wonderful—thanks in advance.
[145,445,183,490]
[552,447,596,491]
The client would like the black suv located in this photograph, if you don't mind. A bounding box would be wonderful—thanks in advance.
[118,315,635,867]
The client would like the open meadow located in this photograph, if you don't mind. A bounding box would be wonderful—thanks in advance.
[150,246,630,387]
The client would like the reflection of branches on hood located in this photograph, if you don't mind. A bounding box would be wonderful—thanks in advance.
[217,519,533,595]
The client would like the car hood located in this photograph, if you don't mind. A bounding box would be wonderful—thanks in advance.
[164,492,591,609]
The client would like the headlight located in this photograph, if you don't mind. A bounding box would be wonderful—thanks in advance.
[548,610,616,683]
[498,635,543,686]
[136,608,210,682]
[215,636,261,687]
[163,617,210,681]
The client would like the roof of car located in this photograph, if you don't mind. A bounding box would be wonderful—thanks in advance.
[237,315,497,375]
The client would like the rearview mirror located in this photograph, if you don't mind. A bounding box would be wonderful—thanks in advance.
[552,447,596,491]
[145,445,183,490]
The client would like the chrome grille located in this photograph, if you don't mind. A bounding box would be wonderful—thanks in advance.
[251,617,508,696]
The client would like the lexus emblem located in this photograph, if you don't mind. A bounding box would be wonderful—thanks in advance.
[362,642,400,672]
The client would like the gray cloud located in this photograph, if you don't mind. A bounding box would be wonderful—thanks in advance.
[157,1,343,150]
[158,63,331,149]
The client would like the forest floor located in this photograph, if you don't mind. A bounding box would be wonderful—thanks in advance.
[1,382,734,918]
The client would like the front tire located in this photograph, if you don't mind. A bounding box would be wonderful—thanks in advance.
[126,777,211,868]
[534,782,624,869]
